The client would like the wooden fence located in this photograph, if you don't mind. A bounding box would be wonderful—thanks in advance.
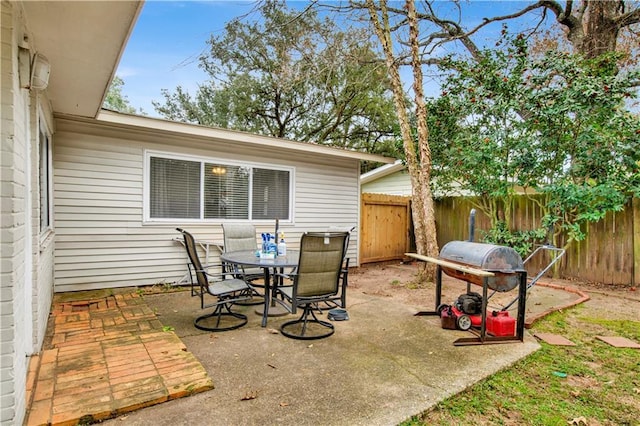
[360,193,412,263]
[434,196,639,286]
[361,192,639,285]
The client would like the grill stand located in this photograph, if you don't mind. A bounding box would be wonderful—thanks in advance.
[407,254,527,346]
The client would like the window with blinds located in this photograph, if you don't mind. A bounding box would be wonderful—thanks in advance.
[147,153,292,221]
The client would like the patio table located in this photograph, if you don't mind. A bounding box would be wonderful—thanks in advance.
[220,250,299,327]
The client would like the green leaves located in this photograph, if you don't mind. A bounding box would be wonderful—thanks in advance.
[481,221,547,257]
[104,76,138,114]
[430,33,640,250]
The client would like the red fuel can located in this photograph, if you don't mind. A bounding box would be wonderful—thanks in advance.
[486,311,516,337]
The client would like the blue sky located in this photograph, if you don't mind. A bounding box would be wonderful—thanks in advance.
[117,1,258,115]
[117,1,542,116]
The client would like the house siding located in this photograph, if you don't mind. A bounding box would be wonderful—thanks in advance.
[0,3,55,424]
[53,116,361,292]
[361,170,412,196]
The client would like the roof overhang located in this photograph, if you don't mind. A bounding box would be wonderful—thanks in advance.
[360,160,405,183]
[57,110,397,164]
[21,1,143,118]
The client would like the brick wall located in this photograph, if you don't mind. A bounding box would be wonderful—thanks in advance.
[0,2,54,423]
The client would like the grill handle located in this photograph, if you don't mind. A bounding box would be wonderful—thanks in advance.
[485,268,527,274]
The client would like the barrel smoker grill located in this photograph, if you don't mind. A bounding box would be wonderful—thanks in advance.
[409,239,565,346]
[410,241,529,346]
[439,241,525,293]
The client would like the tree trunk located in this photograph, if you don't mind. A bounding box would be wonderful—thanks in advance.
[366,0,439,281]
[579,1,620,58]
[406,0,439,280]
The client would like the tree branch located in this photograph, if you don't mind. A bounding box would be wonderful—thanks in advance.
[615,7,640,27]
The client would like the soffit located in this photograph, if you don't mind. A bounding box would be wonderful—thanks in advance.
[21,1,142,118]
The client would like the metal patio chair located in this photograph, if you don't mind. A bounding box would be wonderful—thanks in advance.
[322,226,354,310]
[177,228,254,332]
[221,223,264,282]
[292,226,353,313]
[272,231,349,340]
[221,223,265,305]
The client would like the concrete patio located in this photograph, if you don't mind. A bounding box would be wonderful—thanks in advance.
[26,263,586,425]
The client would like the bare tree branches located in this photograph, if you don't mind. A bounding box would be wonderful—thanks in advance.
[344,0,639,66]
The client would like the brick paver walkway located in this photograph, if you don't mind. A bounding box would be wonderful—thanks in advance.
[25,292,213,425]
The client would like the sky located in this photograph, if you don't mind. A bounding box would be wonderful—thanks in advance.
[117,1,543,116]
[117,1,257,115]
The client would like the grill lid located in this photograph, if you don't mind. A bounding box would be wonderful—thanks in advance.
[440,241,524,272]
[439,241,525,292]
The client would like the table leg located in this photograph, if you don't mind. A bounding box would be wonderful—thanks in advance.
[261,267,271,327]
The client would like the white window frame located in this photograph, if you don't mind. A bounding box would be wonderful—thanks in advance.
[38,112,53,238]
[143,150,295,224]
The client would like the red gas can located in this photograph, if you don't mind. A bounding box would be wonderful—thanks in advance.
[486,311,516,337]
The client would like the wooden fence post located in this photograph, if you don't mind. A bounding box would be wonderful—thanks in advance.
[634,198,640,287]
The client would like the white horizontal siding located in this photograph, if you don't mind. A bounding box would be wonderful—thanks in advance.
[361,170,412,196]
[53,117,361,292]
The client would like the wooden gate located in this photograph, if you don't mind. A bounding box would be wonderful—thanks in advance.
[360,193,412,264]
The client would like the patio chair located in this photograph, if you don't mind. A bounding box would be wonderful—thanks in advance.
[272,231,349,340]
[323,226,354,310]
[177,228,254,332]
[277,226,352,312]
[221,224,264,282]
[221,224,265,305]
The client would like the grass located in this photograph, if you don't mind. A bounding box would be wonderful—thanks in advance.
[136,281,189,295]
[402,304,640,426]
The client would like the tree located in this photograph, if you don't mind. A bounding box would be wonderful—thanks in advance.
[430,35,640,255]
[153,1,399,159]
[410,1,637,61]
[338,0,638,262]
[432,34,535,234]
[525,50,640,248]
[365,0,440,279]
[103,76,138,114]
[526,0,640,59]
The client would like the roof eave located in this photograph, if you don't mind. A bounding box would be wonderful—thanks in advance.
[360,160,406,183]
[62,110,397,164]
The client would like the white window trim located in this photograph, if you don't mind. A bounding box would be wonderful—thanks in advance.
[143,149,295,224]
[38,109,54,243]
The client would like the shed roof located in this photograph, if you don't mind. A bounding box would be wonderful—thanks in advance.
[360,160,405,184]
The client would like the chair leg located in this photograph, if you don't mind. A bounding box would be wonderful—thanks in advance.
[194,302,248,332]
[234,286,264,306]
[280,304,335,340]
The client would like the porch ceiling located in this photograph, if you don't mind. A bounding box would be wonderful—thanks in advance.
[21,1,142,118]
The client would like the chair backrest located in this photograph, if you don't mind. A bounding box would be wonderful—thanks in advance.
[222,223,257,253]
[296,232,348,298]
[177,228,207,287]
[327,225,355,261]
